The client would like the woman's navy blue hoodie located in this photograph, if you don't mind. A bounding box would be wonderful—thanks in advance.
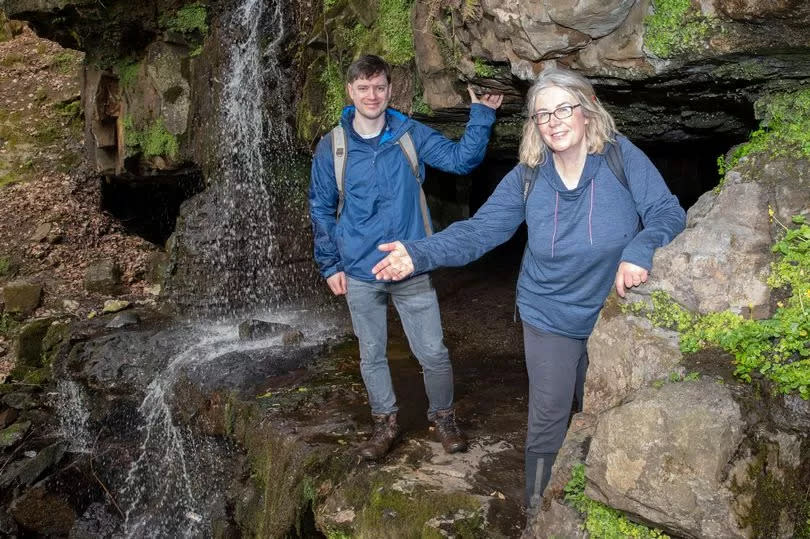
[404,135,686,339]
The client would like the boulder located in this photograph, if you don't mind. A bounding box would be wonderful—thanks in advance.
[83,260,121,295]
[585,298,683,415]
[546,0,637,39]
[13,318,52,371]
[585,380,746,538]
[0,420,31,449]
[9,486,76,536]
[105,311,140,328]
[646,150,810,318]
[522,499,586,539]
[101,299,130,313]
[14,442,68,486]
[238,319,295,340]
[2,281,42,315]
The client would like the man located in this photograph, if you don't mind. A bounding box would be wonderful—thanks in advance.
[309,55,502,460]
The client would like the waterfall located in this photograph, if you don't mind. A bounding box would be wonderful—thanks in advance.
[202,0,297,316]
[55,380,92,453]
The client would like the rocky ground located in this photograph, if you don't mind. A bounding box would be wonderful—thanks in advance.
[0,26,159,379]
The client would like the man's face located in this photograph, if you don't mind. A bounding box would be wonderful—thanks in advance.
[346,72,391,121]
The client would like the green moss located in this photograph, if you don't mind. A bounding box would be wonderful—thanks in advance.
[412,93,433,116]
[124,116,179,159]
[717,89,810,182]
[320,61,347,127]
[473,58,496,78]
[0,312,19,337]
[624,215,810,399]
[115,58,140,91]
[733,445,810,538]
[378,0,414,65]
[711,60,769,81]
[162,2,209,35]
[0,256,10,277]
[351,477,485,537]
[564,463,670,538]
[50,51,80,74]
[643,0,713,58]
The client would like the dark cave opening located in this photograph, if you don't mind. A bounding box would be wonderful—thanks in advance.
[100,171,204,246]
[425,132,750,229]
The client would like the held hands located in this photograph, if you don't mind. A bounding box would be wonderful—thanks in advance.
[615,261,648,298]
[372,242,414,281]
[326,271,347,295]
[468,85,503,110]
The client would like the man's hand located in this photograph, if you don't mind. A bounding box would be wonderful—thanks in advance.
[615,261,648,298]
[373,242,414,281]
[468,85,503,111]
[326,271,347,295]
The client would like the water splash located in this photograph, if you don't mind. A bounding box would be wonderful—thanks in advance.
[55,380,92,453]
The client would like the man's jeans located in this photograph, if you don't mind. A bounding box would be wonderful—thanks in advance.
[346,274,454,417]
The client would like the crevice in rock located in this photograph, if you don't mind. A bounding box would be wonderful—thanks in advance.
[99,171,204,245]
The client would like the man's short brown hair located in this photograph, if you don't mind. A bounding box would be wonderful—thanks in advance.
[346,55,391,84]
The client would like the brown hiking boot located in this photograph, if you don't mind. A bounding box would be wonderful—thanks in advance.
[430,409,467,454]
[359,412,401,460]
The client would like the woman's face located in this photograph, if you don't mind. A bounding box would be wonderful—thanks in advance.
[532,86,589,158]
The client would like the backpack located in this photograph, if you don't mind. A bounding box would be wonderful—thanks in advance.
[521,140,629,204]
[330,125,433,237]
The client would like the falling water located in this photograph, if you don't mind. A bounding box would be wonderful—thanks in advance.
[204,0,296,315]
[55,380,92,453]
[119,326,232,538]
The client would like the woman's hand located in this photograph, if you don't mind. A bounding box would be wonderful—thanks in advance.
[615,261,648,298]
[373,242,415,281]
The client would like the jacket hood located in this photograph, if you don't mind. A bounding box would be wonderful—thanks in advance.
[339,106,412,145]
[540,152,604,200]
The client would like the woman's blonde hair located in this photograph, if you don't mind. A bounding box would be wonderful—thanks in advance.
[518,67,617,167]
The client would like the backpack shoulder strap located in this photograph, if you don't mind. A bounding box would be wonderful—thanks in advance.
[522,163,537,204]
[606,139,629,191]
[331,125,348,219]
[397,131,421,181]
[397,132,432,236]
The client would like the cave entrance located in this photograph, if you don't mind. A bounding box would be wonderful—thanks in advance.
[100,171,204,246]
[424,129,754,234]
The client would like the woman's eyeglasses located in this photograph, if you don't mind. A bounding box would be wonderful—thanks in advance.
[531,104,581,125]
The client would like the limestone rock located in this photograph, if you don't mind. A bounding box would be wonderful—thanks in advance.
[83,260,121,295]
[101,299,130,314]
[586,380,746,538]
[30,222,52,242]
[585,301,682,415]
[651,155,810,316]
[546,0,637,39]
[2,281,42,315]
[523,499,586,539]
[105,311,140,329]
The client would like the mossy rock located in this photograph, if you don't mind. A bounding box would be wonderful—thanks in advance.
[14,318,53,370]
[0,420,31,449]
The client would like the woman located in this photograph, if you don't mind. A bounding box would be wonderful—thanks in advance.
[371,67,686,512]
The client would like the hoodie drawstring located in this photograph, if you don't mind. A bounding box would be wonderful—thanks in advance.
[551,191,559,258]
[588,179,594,245]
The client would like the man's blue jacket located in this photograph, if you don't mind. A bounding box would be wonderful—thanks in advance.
[309,104,496,282]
